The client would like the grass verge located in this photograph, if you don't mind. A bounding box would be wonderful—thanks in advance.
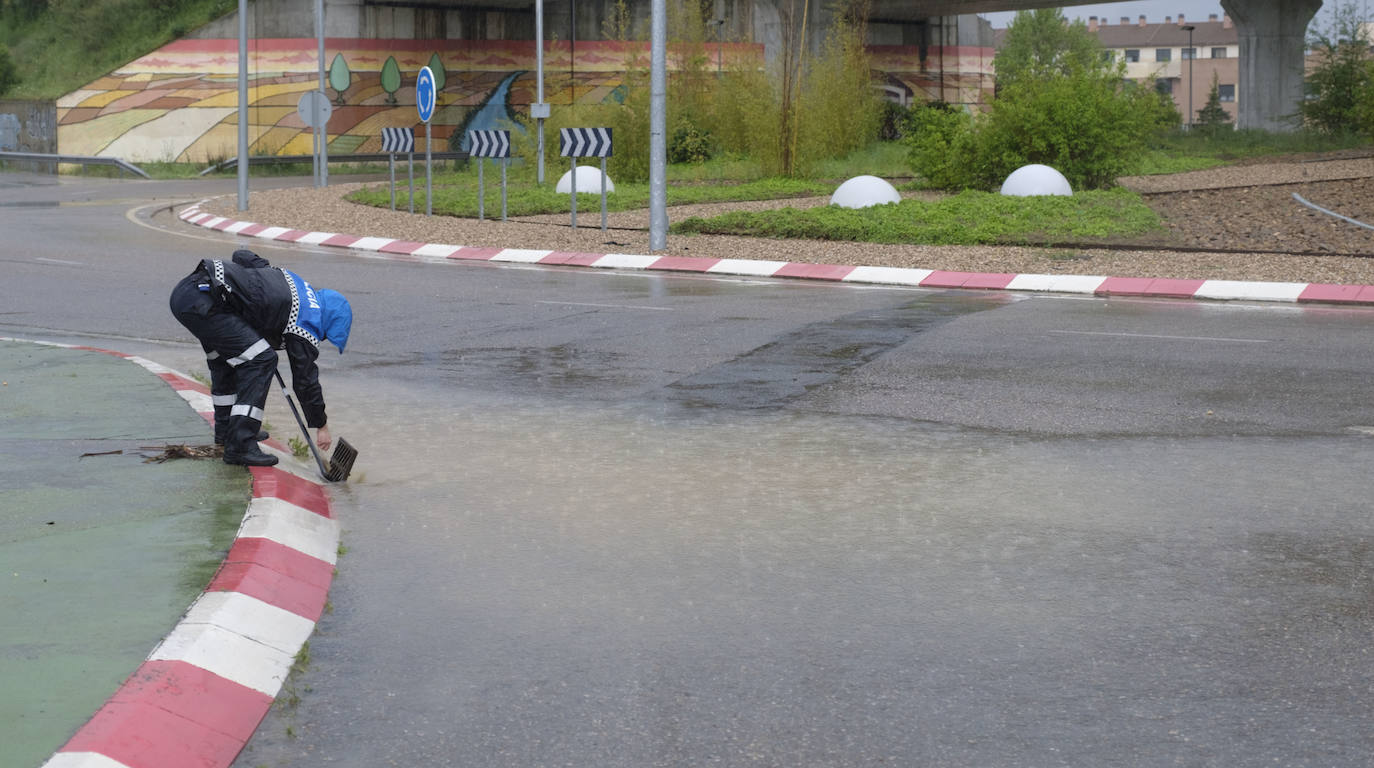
[672,187,1163,246]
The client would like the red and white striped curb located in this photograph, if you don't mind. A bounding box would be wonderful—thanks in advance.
[7,340,339,768]
[179,200,1374,306]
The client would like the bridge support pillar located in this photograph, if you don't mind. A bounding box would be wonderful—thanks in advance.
[1221,0,1322,131]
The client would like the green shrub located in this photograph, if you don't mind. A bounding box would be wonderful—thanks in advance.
[668,118,713,164]
[972,71,1156,190]
[0,46,17,97]
[902,102,978,189]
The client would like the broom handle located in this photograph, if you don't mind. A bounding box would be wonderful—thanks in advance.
[273,368,331,478]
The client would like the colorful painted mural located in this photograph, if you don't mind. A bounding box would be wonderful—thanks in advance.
[56,37,992,165]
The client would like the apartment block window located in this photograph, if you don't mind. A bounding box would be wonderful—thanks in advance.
[1156,79,1173,95]
[1156,48,1172,62]
[1124,49,1140,63]
[1219,84,1235,102]
[1211,47,1227,58]
[1182,47,1196,60]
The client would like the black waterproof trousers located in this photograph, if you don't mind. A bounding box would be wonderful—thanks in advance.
[169,273,278,456]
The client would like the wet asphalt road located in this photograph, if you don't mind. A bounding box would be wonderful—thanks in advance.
[4,172,1374,767]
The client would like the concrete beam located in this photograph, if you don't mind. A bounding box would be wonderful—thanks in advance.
[1221,0,1323,131]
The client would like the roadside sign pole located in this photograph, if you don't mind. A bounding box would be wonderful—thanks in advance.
[416,65,436,218]
[559,127,612,232]
[389,152,396,210]
[467,129,511,224]
[408,151,414,214]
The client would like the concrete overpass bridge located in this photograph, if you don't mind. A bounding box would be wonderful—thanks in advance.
[868,0,1323,131]
[222,0,1319,131]
[44,0,1322,164]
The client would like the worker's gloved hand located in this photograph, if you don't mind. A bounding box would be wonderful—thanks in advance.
[316,425,332,451]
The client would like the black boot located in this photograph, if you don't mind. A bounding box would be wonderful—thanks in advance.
[215,428,269,445]
[223,442,278,466]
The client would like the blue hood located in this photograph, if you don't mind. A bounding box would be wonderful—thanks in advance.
[318,289,352,353]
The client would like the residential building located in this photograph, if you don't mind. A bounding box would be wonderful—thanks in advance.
[1090,13,1239,126]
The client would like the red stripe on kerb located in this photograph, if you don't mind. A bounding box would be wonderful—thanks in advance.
[1096,277,1156,296]
[106,660,272,744]
[321,234,360,247]
[157,373,209,394]
[1298,283,1374,304]
[248,466,332,517]
[648,256,721,273]
[58,696,252,768]
[1139,278,1206,298]
[224,537,335,590]
[273,229,312,242]
[920,271,979,287]
[211,219,237,231]
[961,273,1016,289]
[237,224,267,236]
[773,263,856,281]
[448,247,505,260]
[209,561,330,621]
[379,240,427,254]
[541,252,608,266]
[73,346,131,358]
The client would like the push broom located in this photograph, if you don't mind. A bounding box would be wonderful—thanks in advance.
[273,369,357,482]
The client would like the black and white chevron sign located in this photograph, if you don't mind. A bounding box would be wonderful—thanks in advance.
[559,127,613,158]
[381,127,414,153]
[467,129,511,158]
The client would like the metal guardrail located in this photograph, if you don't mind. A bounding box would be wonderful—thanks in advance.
[0,150,150,179]
[198,151,471,176]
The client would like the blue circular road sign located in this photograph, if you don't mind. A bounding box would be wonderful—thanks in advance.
[416,66,436,123]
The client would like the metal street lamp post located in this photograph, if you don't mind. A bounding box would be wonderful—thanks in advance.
[1181,24,1195,128]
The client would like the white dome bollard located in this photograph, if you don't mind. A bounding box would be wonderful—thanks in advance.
[830,175,902,209]
[557,165,615,194]
[1000,164,1073,197]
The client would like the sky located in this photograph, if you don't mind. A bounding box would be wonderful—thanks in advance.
[979,1,1362,29]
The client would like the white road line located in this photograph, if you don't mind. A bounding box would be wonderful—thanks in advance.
[536,300,675,311]
[1050,329,1272,344]
[35,257,84,265]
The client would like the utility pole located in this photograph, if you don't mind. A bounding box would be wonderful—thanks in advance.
[1182,24,1195,128]
[236,0,248,210]
[649,0,666,250]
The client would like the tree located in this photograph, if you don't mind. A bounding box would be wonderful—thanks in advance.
[1300,0,1374,135]
[328,53,351,104]
[906,8,1170,191]
[1195,72,1232,134]
[994,8,1106,89]
[379,56,401,104]
[0,45,17,97]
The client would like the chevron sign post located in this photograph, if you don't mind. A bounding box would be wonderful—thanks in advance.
[559,127,613,231]
[467,129,511,221]
[380,127,416,212]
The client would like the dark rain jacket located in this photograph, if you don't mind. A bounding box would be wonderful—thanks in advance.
[197,251,329,427]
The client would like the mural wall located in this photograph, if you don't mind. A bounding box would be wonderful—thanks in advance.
[56,37,993,165]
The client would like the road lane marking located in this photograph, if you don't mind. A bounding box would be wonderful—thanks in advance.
[536,300,675,311]
[35,257,84,265]
[1050,329,1272,344]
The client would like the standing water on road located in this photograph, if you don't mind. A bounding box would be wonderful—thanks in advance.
[239,373,1374,767]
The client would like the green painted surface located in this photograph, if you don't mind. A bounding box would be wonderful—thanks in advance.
[0,342,249,768]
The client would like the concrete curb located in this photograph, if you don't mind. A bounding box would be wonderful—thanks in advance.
[178,200,1374,307]
[13,340,340,768]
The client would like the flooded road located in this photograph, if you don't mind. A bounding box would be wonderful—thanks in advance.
[233,370,1374,767]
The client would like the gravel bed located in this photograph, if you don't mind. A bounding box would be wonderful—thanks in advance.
[196,154,1374,286]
